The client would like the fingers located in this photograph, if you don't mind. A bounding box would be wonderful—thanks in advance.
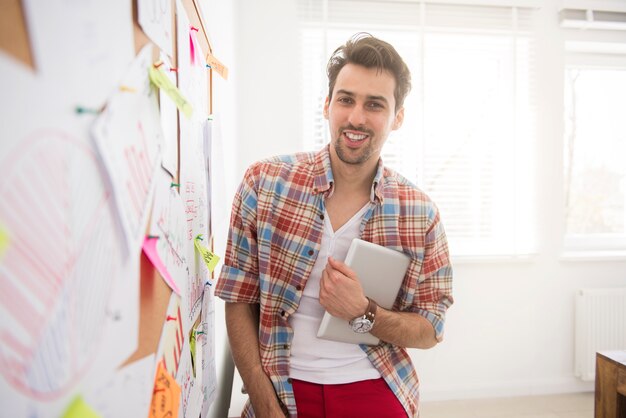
[327,256,356,279]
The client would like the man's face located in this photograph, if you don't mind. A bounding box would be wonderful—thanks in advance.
[324,63,404,167]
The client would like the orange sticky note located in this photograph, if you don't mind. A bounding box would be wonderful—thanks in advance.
[149,361,181,418]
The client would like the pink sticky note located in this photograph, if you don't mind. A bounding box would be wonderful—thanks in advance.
[142,237,181,294]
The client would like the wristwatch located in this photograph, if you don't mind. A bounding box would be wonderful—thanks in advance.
[349,297,377,334]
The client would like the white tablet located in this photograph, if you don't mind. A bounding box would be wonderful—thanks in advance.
[316,239,411,345]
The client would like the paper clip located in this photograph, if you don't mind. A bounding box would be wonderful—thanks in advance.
[119,85,137,93]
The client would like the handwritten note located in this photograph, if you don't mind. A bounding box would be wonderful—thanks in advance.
[149,66,193,118]
[61,395,101,418]
[194,236,220,272]
[150,362,181,418]
[142,236,181,294]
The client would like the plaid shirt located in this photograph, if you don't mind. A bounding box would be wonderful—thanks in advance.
[216,146,453,417]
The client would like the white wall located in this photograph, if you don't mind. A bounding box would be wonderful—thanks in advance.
[220,0,626,413]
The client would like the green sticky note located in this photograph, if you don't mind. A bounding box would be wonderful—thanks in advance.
[62,395,101,418]
[148,66,193,118]
[0,224,9,260]
[194,237,220,272]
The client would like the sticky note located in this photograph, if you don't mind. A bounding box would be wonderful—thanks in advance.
[142,236,181,294]
[62,395,101,418]
[148,66,193,118]
[194,237,220,272]
[150,362,181,418]
[0,224,8,259]
[205,52,229,80]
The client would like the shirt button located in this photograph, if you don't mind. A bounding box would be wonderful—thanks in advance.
[308,249,314,256]
[283,344,289,350]
[280,310,286,317]
[319,213,324,220]
[287,378,293,384]
[296,285,302,291]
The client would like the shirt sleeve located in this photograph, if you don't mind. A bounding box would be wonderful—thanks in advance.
[215,165,261,304]
[413,205,454,342]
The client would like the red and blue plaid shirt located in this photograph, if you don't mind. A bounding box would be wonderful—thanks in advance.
[216,146,453,417]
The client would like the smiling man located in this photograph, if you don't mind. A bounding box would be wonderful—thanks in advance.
[216,33,453,417]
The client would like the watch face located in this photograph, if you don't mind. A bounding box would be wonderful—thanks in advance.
[350,317,373,334]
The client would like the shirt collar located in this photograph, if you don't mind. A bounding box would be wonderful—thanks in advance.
[312,145,386,204]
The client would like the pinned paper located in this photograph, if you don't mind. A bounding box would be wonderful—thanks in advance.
[205,52,228,80]
[0,224,9,259]
[143,236,181,294]
[194,236,220,272]
[62,395,101,418]
[149,66,193,118]
[150,362,181,418]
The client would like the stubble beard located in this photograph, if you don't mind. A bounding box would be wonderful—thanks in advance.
[333,127,376,165]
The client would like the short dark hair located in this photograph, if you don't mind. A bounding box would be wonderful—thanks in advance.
[327,32,412,112]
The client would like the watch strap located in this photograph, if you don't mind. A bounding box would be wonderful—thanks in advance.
[364,297,377,323]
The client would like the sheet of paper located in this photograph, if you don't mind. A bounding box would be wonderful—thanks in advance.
[176,0,209,123]
[179,123,210,334]
[150,362,181,418]
[0,49,139,418]
[176,336,203,418]
[149,167,190,294]
[177,1,211,332]
[200,284,217,418]
[92,44,163,254]
[84,354,156,418]
[138,0,174,57]
[202,119,213,242]
[157,53,179,176]
[23,0,134,108]
[156,294,186,377]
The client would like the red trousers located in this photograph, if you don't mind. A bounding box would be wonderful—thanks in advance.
[292,378,408,417]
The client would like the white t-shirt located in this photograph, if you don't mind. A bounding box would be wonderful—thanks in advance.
[288,204,381,384]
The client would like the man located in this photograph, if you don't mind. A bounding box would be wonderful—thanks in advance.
[215,33,453,417]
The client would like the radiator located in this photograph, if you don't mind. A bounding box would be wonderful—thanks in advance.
[575,288,626,381]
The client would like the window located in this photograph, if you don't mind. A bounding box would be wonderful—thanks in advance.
[564,42,626,252]
[298,0,538,257]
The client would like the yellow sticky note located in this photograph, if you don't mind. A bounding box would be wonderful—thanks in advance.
[148,66,193,118]
[150,361,181,418]
[0,224,8,259]
[62,395,101,418]
[194,237,220,272]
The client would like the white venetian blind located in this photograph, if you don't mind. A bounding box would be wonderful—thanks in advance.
[298,0,538,257]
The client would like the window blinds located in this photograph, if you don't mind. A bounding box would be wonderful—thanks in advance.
[298,0,538,256]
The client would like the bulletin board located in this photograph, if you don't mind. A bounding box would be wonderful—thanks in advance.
[0,0,227,417]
